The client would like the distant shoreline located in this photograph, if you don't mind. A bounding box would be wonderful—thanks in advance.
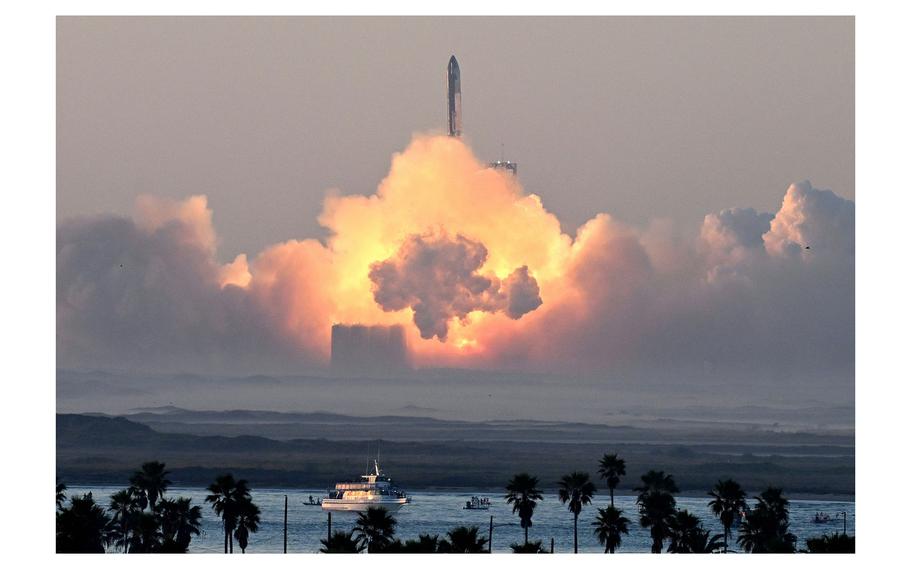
[58,413,854,500]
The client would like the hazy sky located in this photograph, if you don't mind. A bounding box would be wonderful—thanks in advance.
[57,16,853,260]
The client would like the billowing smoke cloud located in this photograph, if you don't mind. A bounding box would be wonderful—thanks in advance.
[57,135,853,387]
[502,266,543,319]
[56,196,330,374]
[369,233,542,340]
[763,180,856,259]
[699,207,774,280]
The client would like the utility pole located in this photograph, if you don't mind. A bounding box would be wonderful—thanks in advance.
[488,515,493,553]
[283,495,288,553]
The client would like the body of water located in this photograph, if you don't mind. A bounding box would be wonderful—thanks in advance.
[67,486,854,553]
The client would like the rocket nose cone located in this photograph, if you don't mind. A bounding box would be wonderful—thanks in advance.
[448,55,459,69]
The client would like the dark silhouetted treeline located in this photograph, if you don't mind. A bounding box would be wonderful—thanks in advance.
[56,461,259,554]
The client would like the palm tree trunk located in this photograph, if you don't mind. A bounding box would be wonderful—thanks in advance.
[573,514,578,553]
[224,525,228,554]
[610,489,614,507]
[723,527,729,553]
[524,526,528,545]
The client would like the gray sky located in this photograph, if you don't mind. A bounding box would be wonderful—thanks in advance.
[57,16,853,260]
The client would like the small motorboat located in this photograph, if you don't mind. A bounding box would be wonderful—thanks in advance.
[463,496,491,510]
[812,512,832,524]
[303,495,323,506]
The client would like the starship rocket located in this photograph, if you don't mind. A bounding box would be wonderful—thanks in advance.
[447,55,462,137]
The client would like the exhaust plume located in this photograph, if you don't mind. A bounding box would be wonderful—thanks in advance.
[57,135,854,384]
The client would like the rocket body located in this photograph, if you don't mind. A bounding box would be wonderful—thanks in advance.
[447,56,462,137]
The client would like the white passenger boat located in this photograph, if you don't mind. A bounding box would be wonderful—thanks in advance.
[321,459,411,513]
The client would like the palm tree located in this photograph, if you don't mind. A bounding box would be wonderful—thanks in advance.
[597,454,626,507]
[400,534,440,553]
[636,470,679,553]
[206,474,236,553]
[510,540,546,553]
[592,505,630,553]
[56,492,112,553]
[638,492,676,553]
[353,506,398,553]
[128,461,171,511]
[438,525,489,553]
[756,487,790,522]
[56,482,67,511]
[108,489,140,553]
[737,487,797,553]
[158,497,202,553]
[637,470,679,494]
[233,498,261,553]
[668,510,701,553]
[667,509,722,553]
[505,473,544,544]
[128,511,162,553]
[226,478,252,553]
[205,473,251,553]
[708,478,747,553]
[557,471,597,553]
[320,530,364,553]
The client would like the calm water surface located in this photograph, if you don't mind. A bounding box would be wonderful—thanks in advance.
[69,486,854,553]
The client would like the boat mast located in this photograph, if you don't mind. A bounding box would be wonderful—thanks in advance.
[376,439,382,475]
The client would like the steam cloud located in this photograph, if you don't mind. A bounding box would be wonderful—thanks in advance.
[57,136,853,386]
[369,233,542,340]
